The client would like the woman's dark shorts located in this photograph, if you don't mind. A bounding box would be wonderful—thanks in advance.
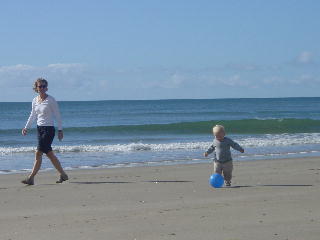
[37,126,55,154]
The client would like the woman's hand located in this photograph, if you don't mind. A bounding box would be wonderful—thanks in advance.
[22,128,27,136]
[58,130,64,141]
[204,152,209,157]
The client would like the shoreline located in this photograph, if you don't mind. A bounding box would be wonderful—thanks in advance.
[1,156,319,239]
[1,155,320,176]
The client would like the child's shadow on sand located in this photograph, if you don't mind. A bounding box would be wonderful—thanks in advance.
[70,181,133,184]
[258,184,313,187]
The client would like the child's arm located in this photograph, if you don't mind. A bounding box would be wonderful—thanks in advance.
[204,145,215,157]
[230,139,244,153]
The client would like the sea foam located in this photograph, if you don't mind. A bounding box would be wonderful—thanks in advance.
[1,133,320,155]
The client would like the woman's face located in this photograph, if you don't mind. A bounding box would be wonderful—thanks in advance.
[37,82,48,94]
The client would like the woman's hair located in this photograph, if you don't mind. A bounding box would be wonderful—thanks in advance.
[212,125,225,135]
[33,78,48,93]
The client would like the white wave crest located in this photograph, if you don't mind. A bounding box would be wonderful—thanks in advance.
[1,133,320,155]
[1,142,206,155]
[239,133,320,147]
[55,142,206,153]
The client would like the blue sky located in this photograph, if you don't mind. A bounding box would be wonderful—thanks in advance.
[0,0,319,101]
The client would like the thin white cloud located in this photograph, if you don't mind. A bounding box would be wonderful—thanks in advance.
[0,63,97,101]
[263,76,284,85]
[223,63,261,72]
[0,64,34,72]
[263,74,320,86]
[0,63,88,87]
[292,74,320,85]
[197,73,252,88]
[47,63,84,69]
[298,51,313,63]
[0,63,85,74]
[143,73,186,89]
[293,51,315,65]
[1,54,319,101]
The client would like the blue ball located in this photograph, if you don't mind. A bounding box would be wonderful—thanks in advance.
[209,173,224,188]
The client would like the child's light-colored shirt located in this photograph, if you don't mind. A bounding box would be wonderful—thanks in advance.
[206,137,243,163]
[24,95,62,130]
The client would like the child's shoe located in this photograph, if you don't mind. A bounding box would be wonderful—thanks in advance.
[225,181,231,187]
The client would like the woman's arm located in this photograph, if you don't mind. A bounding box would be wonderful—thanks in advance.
[50,97,63,131]
[50,97,63,140]
[23,99,36,133]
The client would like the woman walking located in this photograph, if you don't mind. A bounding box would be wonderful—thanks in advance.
[21,78,68,185]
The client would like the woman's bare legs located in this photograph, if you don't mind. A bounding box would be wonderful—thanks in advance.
[23,150,68,185]
[22,150,43,185]
[46,151,68,179]
[29,150,43,178]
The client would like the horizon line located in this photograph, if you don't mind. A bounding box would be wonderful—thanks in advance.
[1,96,319,103]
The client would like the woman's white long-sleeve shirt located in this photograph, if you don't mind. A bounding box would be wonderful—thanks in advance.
[24,95,63,130]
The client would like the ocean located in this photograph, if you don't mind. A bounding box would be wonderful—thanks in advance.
[1,97,320,174]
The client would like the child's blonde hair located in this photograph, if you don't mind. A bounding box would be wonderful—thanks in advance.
[212,125,225,135]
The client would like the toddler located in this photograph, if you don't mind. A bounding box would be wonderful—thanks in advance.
[204,125,244,186]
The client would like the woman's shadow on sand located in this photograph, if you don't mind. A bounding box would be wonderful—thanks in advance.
[70,181,134,184]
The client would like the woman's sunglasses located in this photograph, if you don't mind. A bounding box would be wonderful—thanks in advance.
[38,85,47,89]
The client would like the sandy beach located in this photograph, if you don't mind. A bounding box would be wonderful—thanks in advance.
[1,157,319,240]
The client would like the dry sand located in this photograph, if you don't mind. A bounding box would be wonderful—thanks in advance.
[0,157,320,240]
